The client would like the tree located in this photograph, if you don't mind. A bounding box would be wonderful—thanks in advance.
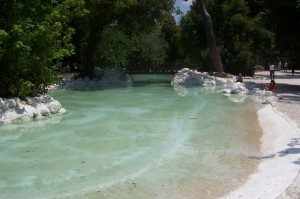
[220,0,272,74]
[176,8,210,69]
[194,0,223,73]
[0,0,87,98]
[179,0,274,75]
[94,26,130,69]
[137,29,168,72]
[160,12,179,69]
[78,0,175,75]
[126,28,169,72]
[263,0,300,65]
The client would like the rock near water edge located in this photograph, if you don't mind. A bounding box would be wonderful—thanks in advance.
[171,68,277,104]
[0,95,66,124]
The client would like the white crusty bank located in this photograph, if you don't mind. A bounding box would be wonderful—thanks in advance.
[171,68,277,104]
[1,68,277,124]
[0,95,65,124]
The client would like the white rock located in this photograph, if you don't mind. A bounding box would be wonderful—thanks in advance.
[47,100,62,114]
[171,68,278,105]
[223,89,232,94]
[171,68,216,86]
[215,77,228,85]
[0,95,65,124]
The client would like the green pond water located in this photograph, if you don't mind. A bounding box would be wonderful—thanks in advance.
[0,74,262,199]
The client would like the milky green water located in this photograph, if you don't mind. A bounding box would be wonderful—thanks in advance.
[0,74,261,199]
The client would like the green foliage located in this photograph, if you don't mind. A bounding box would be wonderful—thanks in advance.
[177,0,274,75]
[0,29,8,60]
[95,26,130,68]
[1,0,176,95]
[160,13,178,65]
[176,8,213,70]
[220,0,255,74]
[78,0,175,73]
[127,29,169,72]
[139,29,168,65]
[9,80,34,99]
[264,0,300,63]
[0,0,87,98]
[88,3,171,71]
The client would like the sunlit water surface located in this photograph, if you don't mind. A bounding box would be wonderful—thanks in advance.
[0,74,262,199]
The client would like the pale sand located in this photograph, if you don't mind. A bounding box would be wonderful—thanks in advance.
[223,70,300,199]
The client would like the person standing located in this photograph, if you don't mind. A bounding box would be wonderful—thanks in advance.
[269,64,275,80]
[284,61,288,72]
[292,65,295,76]
[283,61,288,72]
[278,61,282,70]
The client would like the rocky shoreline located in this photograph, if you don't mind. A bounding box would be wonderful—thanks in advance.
[0,95,65,124]
[171,68,277,104]
[0,69,134,124]
[1,68,277,124]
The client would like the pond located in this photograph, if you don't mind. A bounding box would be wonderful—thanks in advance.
[0,74,262,199]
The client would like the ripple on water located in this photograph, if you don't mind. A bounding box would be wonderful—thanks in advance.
[0,74,262,199]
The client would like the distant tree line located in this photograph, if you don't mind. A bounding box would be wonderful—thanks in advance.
[0,0,299,98]
[178,0,300,75]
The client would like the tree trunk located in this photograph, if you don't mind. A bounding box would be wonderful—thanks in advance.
[196,0,223,73]
[81,14,114,76]
[81,22,100,75]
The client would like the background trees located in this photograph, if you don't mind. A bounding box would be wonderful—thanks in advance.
[94,26,130,69]
[177,0,274,75]
[263,0,300,66]
[219,0,274,75]
[177,0,300,74]
[75,0,175,75]
[195,0,223,73]
[0,0,175,97]
[1,0,299,98]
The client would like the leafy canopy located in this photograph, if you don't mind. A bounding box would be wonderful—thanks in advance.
[0,0,87,98]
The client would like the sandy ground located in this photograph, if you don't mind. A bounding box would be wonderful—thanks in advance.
[227,70,300,199]
[256,70,300,199]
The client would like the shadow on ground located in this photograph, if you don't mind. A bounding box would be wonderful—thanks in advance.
[276,83,300,95]
[254,71,300,80]
[278,138,300,165]
[254,71,300,102]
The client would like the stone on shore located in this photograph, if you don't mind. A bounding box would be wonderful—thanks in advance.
[0,95,66,124]
[1,69,133,124]
[171,68,219,86]
[171,68,277,104]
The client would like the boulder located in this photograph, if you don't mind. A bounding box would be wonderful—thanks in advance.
[171,68,277,104]
[171,68,216,86]
[0,95,65,124]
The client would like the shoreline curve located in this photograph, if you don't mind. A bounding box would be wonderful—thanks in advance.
[223,104,300,199]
